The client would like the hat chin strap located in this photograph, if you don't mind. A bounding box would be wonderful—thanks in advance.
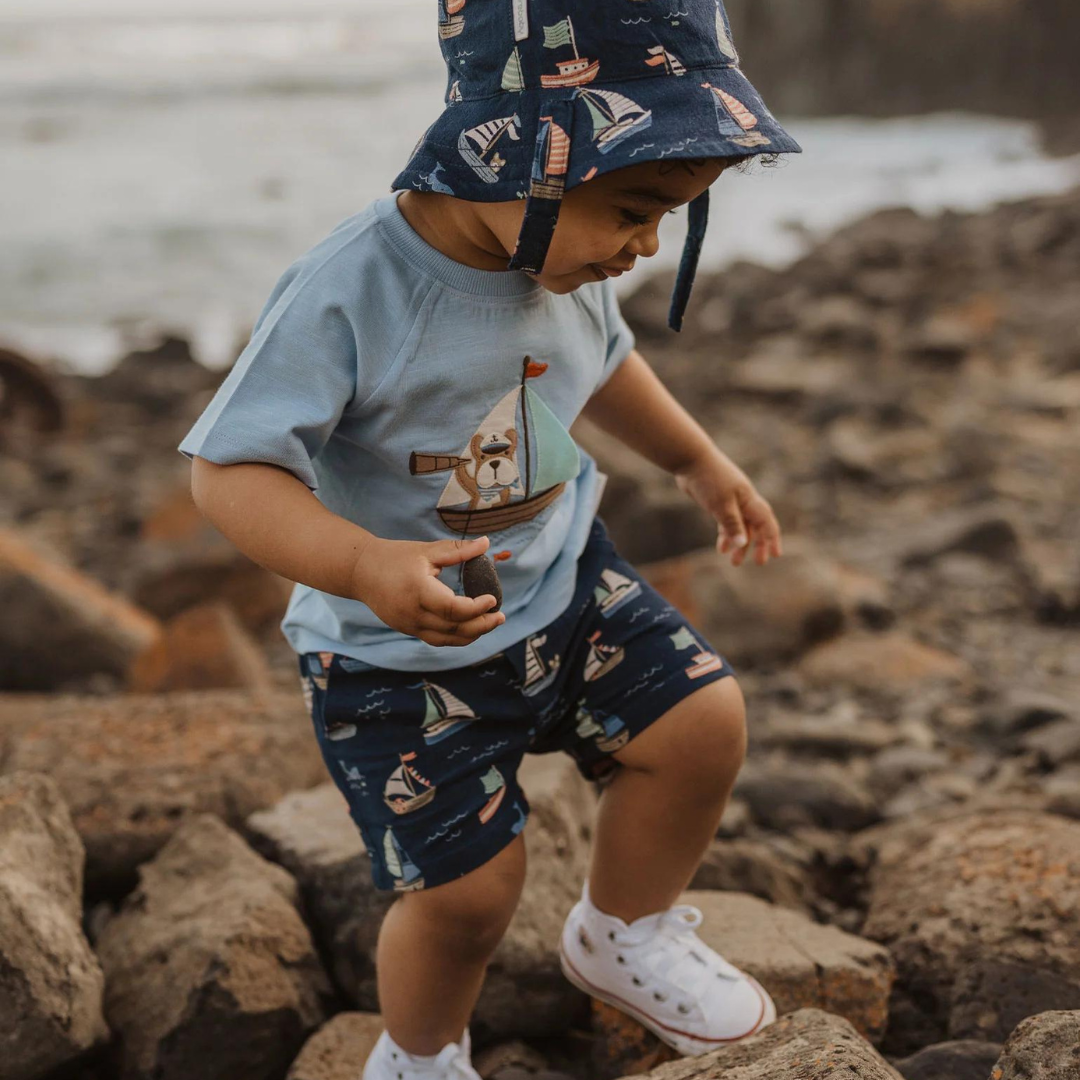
[667,187,710,332]
[507,94,577,276]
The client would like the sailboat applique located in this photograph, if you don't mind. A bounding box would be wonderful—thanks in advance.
[383,751,437,815]
[670,625,725,679]
[415,680,478,744]
[644,44,687,76]
[410,357,581,535]
[438,0,465,39]
[522,633,561,697]
[383,827,424,891]
[593,567,642,617]
[700,82,771,147]
[541,17,599,87]
[478,765,506,823]
[583,630,625,681]
[458,113,521,183]
[575,87,653,154]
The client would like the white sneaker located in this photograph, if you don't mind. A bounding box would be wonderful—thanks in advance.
[362,1027,481,1080]
[558,880,776,1056]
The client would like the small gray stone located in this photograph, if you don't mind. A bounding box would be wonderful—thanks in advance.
[893,1040,1001,1080]
[991,1010,1080,1079]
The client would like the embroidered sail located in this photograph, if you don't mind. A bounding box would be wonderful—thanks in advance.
[714,2,738,61]
[576,88,653,153]
[701,82,771,147]
[421,680,477,744]
[502,47,525,92]
[583,630,625,681]
[645,45,686,76]
[522,633,560,696]
[458,113,521,183]
[410,356,580,535]
[529,115,571,200]
[541,16,599,87]
[383,827,424,890]
[594,567,642,617]
[384,751,437,815]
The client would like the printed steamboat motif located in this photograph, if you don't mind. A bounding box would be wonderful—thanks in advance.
[700,82,771,147]
[670,625,725,678]
[458,113,521,183]
[384,751,437,815]
[575,699,630,752]
[438,0,465,39]
[409,356,580,536]
[541,17,599,87]
[383,827,424,890]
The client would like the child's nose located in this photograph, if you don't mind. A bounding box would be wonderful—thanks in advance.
[625,228,660,260]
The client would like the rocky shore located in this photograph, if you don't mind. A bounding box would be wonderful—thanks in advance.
[1,184,1079,1078]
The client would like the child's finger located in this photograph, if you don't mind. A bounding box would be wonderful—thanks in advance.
[419,577,499,623]
[426,534,490,569]
[418,608,505,639]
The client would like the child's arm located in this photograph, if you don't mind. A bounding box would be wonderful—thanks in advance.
[190,457,505,646]
[580,348,782,568]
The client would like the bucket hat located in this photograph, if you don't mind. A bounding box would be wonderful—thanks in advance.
[391,0,802,331]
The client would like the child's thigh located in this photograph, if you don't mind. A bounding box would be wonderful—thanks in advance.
[298,650,535,895]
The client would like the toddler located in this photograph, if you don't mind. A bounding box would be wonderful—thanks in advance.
[180,1,801,1075]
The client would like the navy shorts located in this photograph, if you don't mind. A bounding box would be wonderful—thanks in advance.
[299,516,735,894]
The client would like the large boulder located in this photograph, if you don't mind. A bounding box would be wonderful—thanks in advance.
[683,891,894,1045]
[0,772,109,1080]
[0,688,325,893]
[0,525,161,690]
[860,810,1080,1054]
[615,1008,903,1080]
[97,814,330,1080]
[892,1040,1002,1080]
[286,1013,384,1080]
[990,1011,1080,1080]
[248,754,598,1040]
[639,537,847,666]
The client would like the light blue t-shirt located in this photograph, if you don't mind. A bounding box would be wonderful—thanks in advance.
[179,191,635,671]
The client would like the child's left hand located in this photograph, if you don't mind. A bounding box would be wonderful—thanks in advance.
[674,451,782,568]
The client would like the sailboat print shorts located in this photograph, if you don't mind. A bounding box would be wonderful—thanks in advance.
[299,516,735,893]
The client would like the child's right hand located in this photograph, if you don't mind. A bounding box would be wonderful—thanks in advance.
[350,534,506,647]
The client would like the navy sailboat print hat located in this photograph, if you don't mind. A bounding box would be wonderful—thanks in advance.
[391,0,802,331]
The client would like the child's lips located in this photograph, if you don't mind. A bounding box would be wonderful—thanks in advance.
[590,263,633,279]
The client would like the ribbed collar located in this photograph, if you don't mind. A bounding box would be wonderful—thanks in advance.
[375,191,543,299]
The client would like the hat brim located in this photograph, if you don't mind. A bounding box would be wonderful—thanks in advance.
[392,63,801,203]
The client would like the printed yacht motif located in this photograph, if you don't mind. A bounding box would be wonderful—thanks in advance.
[670,625,726,678]
[541,17,599,87]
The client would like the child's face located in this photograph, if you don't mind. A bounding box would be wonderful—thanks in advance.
[486,158,728,293]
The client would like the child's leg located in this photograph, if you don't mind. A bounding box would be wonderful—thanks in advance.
[375,831,527,1055]
[587,676,746,922]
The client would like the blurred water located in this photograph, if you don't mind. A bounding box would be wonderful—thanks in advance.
[3,0,1080,373]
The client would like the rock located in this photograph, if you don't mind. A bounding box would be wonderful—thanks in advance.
[1019,719,1080,768]
[247,755,598,1040]
[0,525,161,690]
[614,1008,903,1080]
[798,295,881,350]
[977,688,1075,742]
[127,601,272,692]
[860,810,1080,1054]
[640,538,846,667]
[896,506,1021,569]
[797,631,974,694]
[687,892,893,1044]
[286,1013,384,1080]
[755,713,902,758]
[868,746,952,799]
[688,837,817,913]
[0,345,65,440]
[728,342,857,400]
[0,688,325,893]
[1046,766,1080,819]
[97,814,329,1080]
[826,418,944,486]
[893,1040,1002,1080]
[990,1010,1080,1080]
[735,761,881,832]
[905,314,976,363]
[948,960,1080,1043]
[0,772,109,1080]
[590,998,680,1077]
[472,1040,554,1078]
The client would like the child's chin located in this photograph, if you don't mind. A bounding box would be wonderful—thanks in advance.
[537,268,600,294]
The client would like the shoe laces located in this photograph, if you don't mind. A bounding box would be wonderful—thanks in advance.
[608,904,744,1011]
[431,1041,481,1080]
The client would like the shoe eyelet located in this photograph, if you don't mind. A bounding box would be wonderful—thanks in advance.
[632,975,643,986]
[608,931,616,941]
[654,991,667,1002]
[677,1003,690,1015]
[616,955,625,964]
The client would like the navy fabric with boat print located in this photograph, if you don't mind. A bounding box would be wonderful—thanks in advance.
[301,516,734,894]
[393,0,802,330]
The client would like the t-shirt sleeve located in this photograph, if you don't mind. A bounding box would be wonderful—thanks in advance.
[178,274,358,493]
[595,277,637,391]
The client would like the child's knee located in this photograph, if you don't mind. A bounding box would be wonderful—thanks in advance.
[400,835,526,956]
